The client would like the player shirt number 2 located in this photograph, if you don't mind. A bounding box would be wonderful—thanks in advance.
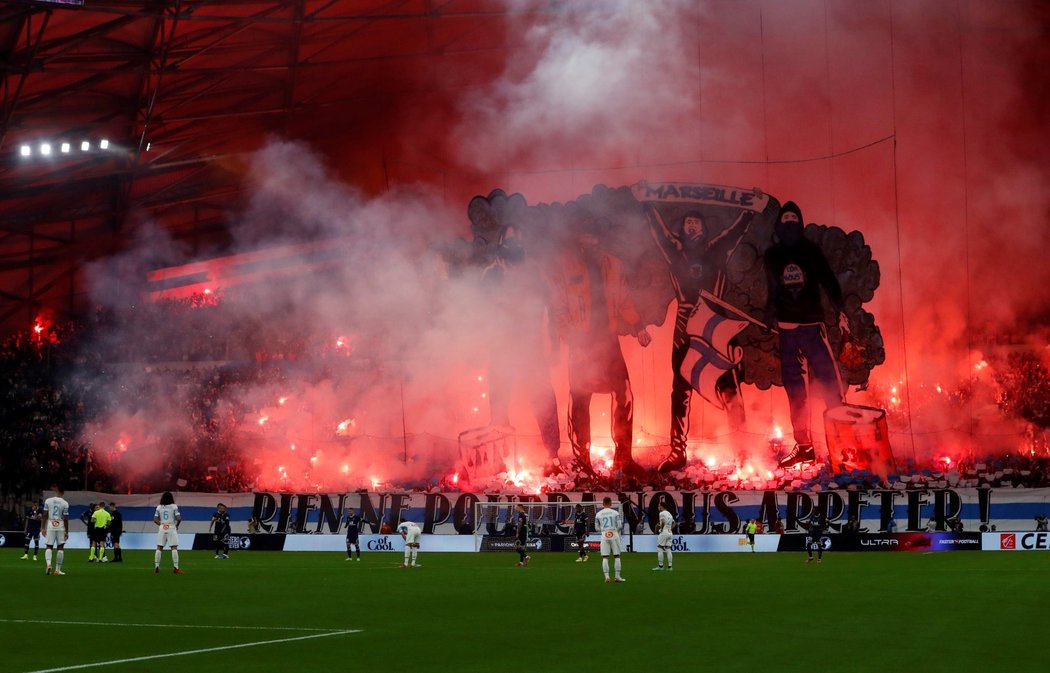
[44,498,68,529]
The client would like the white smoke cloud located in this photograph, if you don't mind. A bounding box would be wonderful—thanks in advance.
[454,0,698,172]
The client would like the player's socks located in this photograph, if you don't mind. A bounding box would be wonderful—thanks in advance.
[614,557,622,579]
[45,548,53,567]
[155,550,162,567]
[172,550,180,569]
[602,558,609,579]
[404,549,411,566]
[56,550,64,571]
[656,550,664,567]
[411,549,419,566]
[666,549,673,569]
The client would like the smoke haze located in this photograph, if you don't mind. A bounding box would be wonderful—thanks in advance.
[72,0,1050,490]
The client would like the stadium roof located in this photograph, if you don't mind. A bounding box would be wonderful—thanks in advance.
[0,0,522,327]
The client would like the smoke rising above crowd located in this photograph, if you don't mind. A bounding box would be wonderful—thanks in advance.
[66,0,1050,492]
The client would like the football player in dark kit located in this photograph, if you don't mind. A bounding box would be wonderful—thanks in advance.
[513,503,530,567]
[571,504,589,563]
[22,500,43,560]
[107,502,124,562]
[209,503,231,559]
[806,510,828,564]
[344,507,363,561]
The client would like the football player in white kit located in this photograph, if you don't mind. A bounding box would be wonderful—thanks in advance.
[653,500,676,571]
[397,521,421,568]
[154,491,184,574]
[42,486,69,576]
[595,497,625,583]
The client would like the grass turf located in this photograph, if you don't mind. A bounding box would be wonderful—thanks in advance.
[0,548,1045,673]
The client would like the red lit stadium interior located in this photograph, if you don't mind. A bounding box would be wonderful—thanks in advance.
[1,0,1049,502]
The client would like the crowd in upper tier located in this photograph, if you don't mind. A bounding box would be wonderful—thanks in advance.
[1,299,1048,506]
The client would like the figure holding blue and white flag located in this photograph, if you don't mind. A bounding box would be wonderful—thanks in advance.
[643,193,761,473]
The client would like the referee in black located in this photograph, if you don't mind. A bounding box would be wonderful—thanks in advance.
[107,502,124,562]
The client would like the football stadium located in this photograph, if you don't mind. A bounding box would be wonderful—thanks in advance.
[1,2,1049,672]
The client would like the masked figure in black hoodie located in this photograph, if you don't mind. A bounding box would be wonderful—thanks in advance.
[764,201,849,468]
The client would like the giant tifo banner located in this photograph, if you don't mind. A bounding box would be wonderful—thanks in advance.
[54,489,1050,535]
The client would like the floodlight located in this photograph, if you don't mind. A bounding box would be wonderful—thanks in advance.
[40,143,51,156]
[81,141,90,151]
[99,139,109,149]
[61,142,70,153]
[20,145,31,157]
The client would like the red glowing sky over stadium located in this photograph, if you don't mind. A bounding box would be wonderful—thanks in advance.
[25,0,1044,493]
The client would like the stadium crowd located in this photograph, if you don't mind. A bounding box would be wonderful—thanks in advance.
[1,298,1049,509]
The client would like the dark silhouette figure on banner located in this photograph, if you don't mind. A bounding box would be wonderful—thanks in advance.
[469,192,562,474]
[549,216,652,481]
[764,201,849,468]
[645,202,757,473]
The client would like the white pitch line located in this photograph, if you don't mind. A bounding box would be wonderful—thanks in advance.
[22,629,361,673]
[0,619,337,632]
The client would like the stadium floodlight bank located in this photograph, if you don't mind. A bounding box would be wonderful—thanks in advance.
[473,500,631,552]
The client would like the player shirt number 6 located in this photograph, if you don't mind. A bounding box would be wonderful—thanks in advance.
[156,504,180,547]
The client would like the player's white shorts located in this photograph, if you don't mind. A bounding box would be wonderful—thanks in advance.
[599,530,622,556]
[45,526,66,546]
[404,530,421,546]
[657,531,673,548]
[157,524,180,547]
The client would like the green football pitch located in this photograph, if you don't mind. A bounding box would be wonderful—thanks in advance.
[0,549,1045,673]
